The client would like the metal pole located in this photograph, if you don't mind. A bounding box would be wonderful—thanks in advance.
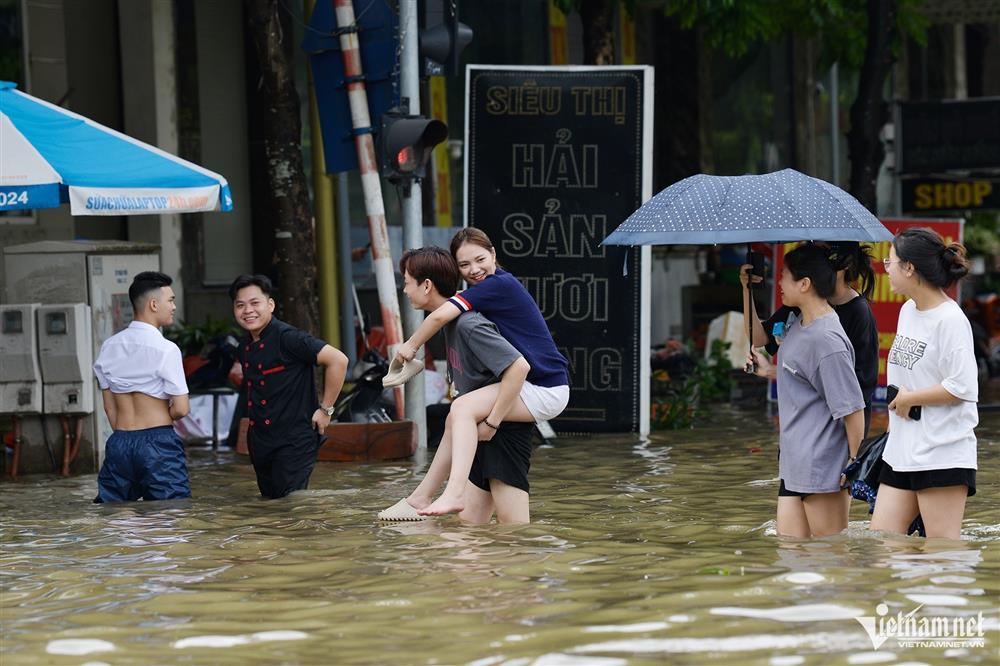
[337,172,357,370]
[305,0,340,348]
[399,0,427,450]
[829,62,840,188]
[333,0,404,418]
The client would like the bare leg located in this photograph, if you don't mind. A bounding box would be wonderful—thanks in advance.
[916,486,968,539]
[870,484,920,534]
[404,417,455,510]
[776,497,810,538]
[419,384,535,516]
[458,482,494,524]
[490,479,529,524]
[802,490,849,536]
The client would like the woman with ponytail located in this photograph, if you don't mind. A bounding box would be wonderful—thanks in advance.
[871,228,978,539]
[823,242,880,434]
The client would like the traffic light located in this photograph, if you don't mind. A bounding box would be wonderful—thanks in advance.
[377,111,448,184]
[419,3,472,76]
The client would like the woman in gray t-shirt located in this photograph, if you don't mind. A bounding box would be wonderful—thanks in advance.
[748,244,866,538]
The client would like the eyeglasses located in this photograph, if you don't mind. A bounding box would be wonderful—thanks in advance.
[882,258,902,269]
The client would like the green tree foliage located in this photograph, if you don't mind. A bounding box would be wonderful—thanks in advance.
[659,0,927,65]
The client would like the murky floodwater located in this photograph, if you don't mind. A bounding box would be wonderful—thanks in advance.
[2,406,998,665]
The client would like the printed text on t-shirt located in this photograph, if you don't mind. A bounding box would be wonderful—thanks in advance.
[887,335,927,370]
[447,346,464,376]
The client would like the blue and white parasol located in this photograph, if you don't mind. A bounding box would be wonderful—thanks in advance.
[0,81,232,215]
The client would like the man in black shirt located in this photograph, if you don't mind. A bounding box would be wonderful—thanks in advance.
[229,274,348,498]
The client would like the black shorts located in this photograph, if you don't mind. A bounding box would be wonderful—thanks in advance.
[778,479,812,499]
[468,422,534,493]
[879,462,976,496]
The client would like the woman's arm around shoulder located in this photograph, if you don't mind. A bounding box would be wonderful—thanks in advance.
[395,301,461,363]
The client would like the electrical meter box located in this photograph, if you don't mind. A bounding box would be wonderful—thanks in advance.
[3,240,160,471]
[0,303,42,413]
[37,303,94,414]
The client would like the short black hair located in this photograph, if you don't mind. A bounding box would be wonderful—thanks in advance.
[129,271,172,311]
[399,247,460,297]
[229,274,274,301]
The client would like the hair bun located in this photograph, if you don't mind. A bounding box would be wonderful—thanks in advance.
[943,242,969,279]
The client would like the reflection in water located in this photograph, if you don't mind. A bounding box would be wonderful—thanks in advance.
[2,407,997,664]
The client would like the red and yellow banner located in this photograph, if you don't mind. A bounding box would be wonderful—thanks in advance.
[772,218,964,391]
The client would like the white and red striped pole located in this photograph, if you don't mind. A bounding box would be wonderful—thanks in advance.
[333,0,404,418]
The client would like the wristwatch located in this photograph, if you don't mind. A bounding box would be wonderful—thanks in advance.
[321,403,336,417]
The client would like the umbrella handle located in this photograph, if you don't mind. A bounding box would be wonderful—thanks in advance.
[745,248,758,374]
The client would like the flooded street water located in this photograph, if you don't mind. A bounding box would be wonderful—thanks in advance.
[3,406,998,665]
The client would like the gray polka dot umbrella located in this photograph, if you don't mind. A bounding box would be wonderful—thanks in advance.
[602,168,894,246]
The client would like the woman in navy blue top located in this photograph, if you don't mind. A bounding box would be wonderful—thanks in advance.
[395,228,570,517]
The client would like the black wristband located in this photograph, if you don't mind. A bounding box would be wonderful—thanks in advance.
[482,418,498,430]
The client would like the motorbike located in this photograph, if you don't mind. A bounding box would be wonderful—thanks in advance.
[331,348,393,423]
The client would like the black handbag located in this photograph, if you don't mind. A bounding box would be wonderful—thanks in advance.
[842,431,926,536]
[848,431,889,489]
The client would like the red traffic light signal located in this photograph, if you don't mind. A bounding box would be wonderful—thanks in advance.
[377,112,448,183]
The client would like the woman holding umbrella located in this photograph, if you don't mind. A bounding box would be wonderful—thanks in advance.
[741,242,879,436]
[748,243,867,537]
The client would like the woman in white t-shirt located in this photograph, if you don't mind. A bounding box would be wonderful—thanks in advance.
[872,228,978,539]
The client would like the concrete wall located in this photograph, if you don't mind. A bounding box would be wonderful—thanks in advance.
[195,0,253,287]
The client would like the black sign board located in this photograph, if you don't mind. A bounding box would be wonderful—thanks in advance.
[899,98,1000,174]
[902,177,1000,213]
[466,66,651,433]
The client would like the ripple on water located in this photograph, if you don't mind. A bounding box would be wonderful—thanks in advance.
[846,652,898,664]
[710,604,866,622]
[769,657,805,666]
[172,630,308,649]
[46,639,116,655]
[779,572,826,585]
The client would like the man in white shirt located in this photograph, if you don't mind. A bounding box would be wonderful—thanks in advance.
[92,272,191,502]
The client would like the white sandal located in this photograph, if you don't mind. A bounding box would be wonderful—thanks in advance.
[382,357,425,388]
[377,498,424,521]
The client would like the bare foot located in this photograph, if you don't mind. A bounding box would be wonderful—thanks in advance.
[418,494,465,516]
[406,494,432,511]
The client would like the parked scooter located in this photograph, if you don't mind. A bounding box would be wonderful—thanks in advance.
[330,282,395,423]
[331,348,393,423]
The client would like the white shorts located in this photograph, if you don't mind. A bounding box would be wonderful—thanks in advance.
[519,382,569,422]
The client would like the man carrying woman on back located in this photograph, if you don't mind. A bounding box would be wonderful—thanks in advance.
[379,229,570,522]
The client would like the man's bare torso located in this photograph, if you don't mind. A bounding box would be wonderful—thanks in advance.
[105,392,173,430]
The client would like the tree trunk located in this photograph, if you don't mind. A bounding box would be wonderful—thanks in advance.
[245,0,319,333]
[847,0,897,213]
[645,10,705,190]
[580,0,615,65]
